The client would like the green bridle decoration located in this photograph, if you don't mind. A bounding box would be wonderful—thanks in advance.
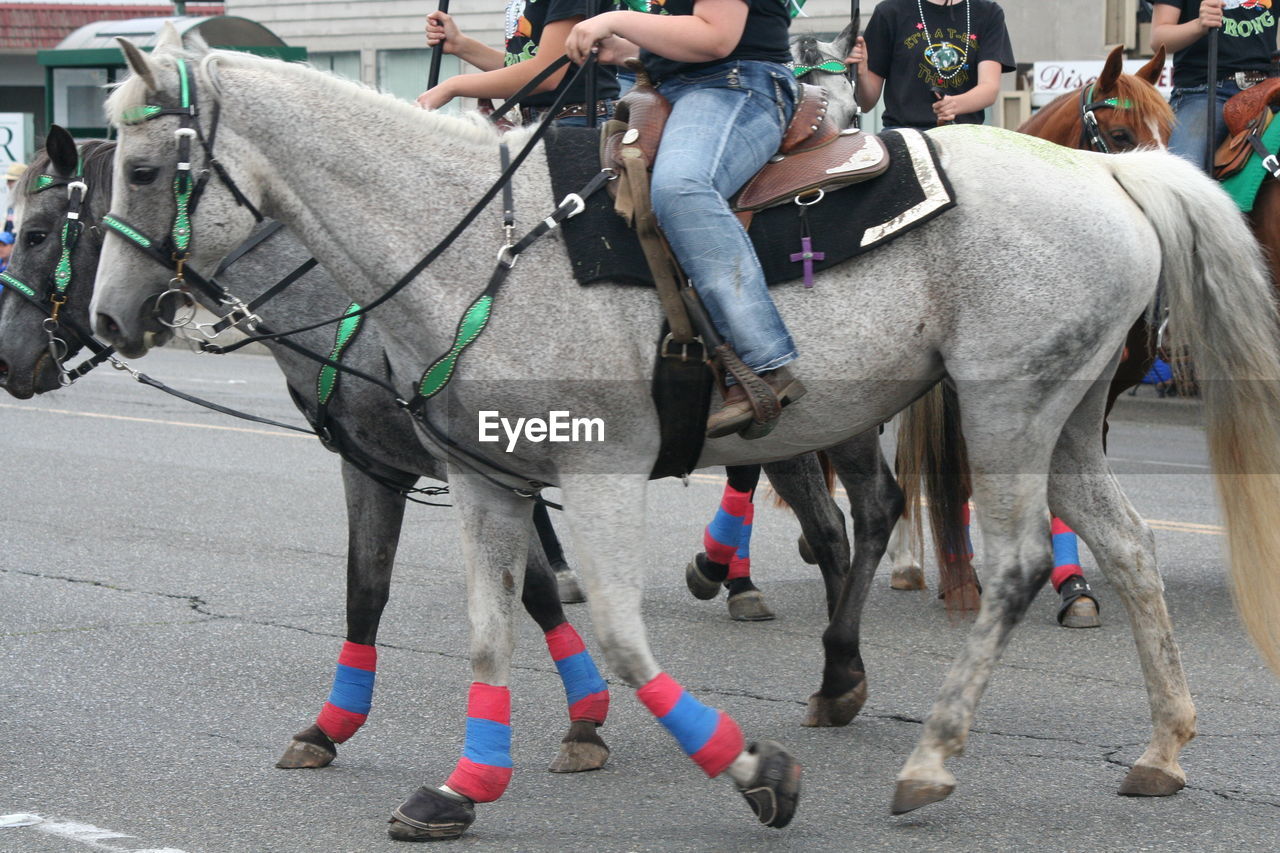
[0,154,88,320]
[317,303,364,406]
[1084,83,1133,111]
[792,59,848,78]
[417,292,493,400]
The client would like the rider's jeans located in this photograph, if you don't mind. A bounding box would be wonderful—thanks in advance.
[652,60,799,374]
[1168,80,1242,173]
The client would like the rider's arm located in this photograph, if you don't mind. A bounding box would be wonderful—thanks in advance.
[425,11,506,71]
[564,0,748,65]
[1150,0,1222,55]
[847,36,884,112]
[419,19,582,109]
[933,60,1003,121]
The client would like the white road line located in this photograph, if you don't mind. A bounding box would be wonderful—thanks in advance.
[0,813,188,852]
[0,401,306,439]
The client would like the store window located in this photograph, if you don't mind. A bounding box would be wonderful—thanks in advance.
[311,51,362,83]
[377,49,460,108]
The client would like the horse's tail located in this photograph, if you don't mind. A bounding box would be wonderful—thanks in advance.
[896,383,979,611]
[771,451,837,509]
[1109,150,1280,674]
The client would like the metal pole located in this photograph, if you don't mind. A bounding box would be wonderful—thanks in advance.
[1206,27,1219,174]
[427,0,451,92]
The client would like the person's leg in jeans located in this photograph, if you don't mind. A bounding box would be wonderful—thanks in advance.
[651,63,797,376]
[1167,82,1237,172]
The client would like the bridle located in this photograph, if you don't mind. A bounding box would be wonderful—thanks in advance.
[1079,82,1138,153]
[0,153,118,385]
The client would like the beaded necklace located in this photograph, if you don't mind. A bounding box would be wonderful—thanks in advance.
[915,0,974,82]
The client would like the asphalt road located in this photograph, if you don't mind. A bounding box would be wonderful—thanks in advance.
[2,346,1277,853]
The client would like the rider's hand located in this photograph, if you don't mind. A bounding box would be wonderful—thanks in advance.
[416,83,452,110]
[566,14,617,64]
[932,95,958,123]
[846,36,867,66]
[425,10,461,52]
[1199,0,1224,30]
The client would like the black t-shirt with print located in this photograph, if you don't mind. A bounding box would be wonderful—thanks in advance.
[505,0,621,107]
[638,0,792,85]
[864,0,1015,129]
[1154,0,1277,88]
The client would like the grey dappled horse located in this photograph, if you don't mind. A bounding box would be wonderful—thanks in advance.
[1,126,895,782]
[94,36,1280,837]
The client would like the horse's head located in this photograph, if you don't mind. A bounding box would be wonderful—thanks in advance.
[93,25,263,356]
[791,23,858,129]
[1022,45,1172,154]
[0,128,115,397]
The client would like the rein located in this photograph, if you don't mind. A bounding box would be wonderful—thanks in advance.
[1078,82,1136,153]
[103,53,614,502]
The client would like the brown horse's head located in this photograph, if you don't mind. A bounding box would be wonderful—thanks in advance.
[1019,44,1172,153]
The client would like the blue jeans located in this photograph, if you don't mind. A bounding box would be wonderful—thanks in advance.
[652,60,799,374]
[1168,80,1241,173]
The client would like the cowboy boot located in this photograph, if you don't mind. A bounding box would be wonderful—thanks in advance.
[706,366,806,439]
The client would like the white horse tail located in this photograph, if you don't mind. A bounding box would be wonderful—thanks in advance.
[1109,150,1280,675]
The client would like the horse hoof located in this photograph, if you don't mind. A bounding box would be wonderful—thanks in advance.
[553,563,586,604]
[685,553,724,600]
[1118,764,1185,797]
[389,786,475,841]
[275,724,336,769]
[891,778,955,814]
[1059,597,1101,629]
[802,680,867,727]
[737,740,801,828]
[889,566,926,590]
[728,589,776,621]
[549,720,610,773]
[797,534,818,565]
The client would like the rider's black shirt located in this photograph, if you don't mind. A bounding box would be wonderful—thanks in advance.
[638,0,792,85]
[505,0,621,107]
[1154,0,1278,89]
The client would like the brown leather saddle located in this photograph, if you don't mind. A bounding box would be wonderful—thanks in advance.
[1215,77,1280,180]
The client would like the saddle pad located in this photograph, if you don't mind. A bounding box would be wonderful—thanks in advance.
[1220,111,1280,213]
[545,127,956,287]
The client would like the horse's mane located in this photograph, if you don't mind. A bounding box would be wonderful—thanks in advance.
[21,139,118,209]
[105,46,531,151]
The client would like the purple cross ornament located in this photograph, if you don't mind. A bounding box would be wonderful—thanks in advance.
[790,236,825,288]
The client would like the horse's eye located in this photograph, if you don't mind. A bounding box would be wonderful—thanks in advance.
[23,230,48,248]
[129,166,159,185]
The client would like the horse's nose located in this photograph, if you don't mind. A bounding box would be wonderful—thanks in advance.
[95,311,122,341]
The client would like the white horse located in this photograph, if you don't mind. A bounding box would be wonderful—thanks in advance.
[92,34,1280,839]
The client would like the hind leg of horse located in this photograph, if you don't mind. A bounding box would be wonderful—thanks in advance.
[763,452,850,614]
[685,465,767,618]
[278,461,409,770]
[886,515,927,590]
[533,501,585,603]
[388,465,533,841]
[803,430,903,727]
[559,469,801,828]
[520,538,612,773]
[1050,384,1195,796]
[892,412,1061,814]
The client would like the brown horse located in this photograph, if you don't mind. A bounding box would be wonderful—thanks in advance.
[896,45,1173,622]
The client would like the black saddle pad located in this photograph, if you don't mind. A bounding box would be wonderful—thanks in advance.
[546,126,956,287]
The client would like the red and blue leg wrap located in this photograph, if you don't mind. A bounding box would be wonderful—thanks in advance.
[704,484,752,566]
[1051,517,1083,590]
[446,683,513,803]
[544,623,609,724]
[315,641,376,744]
[727,503,754,581]
[637,673,744,778]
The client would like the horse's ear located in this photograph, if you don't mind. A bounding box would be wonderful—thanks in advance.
[117,38,158,91]
[45,125,78,177]
[156,21,183,50]
[832,21,857,58]
[1137,45,1166,85]
[1096,44,1125,93]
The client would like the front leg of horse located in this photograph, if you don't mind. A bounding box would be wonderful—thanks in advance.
[559,470,801,828]
[519,537,611,773]
[388,466,531,842]
[805,432,903,727]
[278,462,409,769]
